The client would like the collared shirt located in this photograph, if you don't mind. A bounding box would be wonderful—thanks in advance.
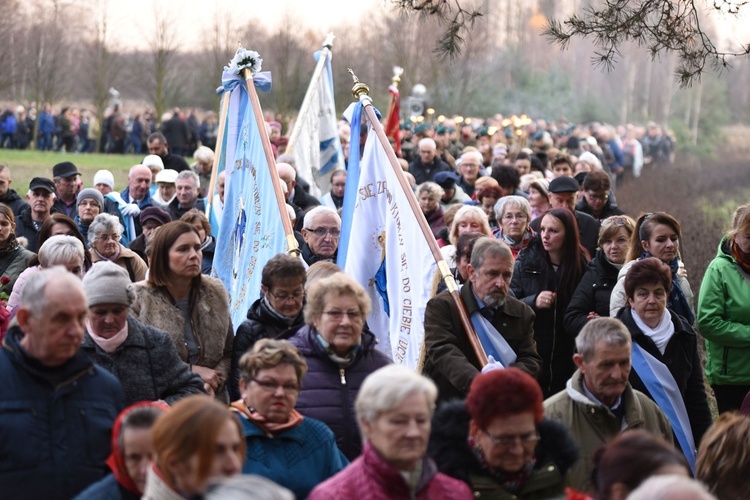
[582,379,622,411]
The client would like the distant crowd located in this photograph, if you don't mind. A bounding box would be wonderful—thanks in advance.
[2,109,749,500]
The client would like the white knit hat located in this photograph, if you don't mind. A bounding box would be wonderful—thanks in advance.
[93,170,115,190]
[142,155,164,170]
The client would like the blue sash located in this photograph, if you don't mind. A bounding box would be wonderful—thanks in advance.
[631,342,696,472]
[470,310,517,368]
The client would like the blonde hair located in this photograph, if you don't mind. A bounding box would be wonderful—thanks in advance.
[238,339,307,385]
[696,412,750,500]
[304,273,371,325]
[449,205,491,245]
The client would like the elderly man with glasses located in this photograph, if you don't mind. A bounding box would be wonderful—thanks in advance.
[300,206,341,266]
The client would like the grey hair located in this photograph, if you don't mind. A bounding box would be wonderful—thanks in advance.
[38,235,85,269]
[418,137,436,150]
[417,181,444,200]
[176,169,200,189]
[576,317,631,362]
[459,150,483,165]
[193,146,214,164]
[205,475,294,500]
[302,205,340,230]
[494,195,531,223]
[355,365,438,425]
[470,238,513,270]
[21,267,85,318]
[88,213,123,244]
[626,475,715,500]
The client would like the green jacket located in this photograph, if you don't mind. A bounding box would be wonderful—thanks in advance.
[697,237,750,385]
[544,370,673,493]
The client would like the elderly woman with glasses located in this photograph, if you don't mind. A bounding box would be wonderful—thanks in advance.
[231,339,347,498]
[430,368,579,499]
[284,273,391,460]
[89,213,148,282]
[565,215,636,337]
[231,254,308,401]
[493,195,534,258]
[310,365,473,500]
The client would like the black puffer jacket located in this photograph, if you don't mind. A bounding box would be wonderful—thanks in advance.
[511,237,587,397]
[564,249,620,337]
[429,400,579,500]
[229,297,304,400]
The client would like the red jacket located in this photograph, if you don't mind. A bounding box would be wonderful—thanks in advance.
[309,441,472,500]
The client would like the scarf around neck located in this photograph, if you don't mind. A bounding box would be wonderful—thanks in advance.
[87,320,129,353]
[95,244,121,262]
[639,251,694,324]
[107,401,171,495]
[230,400,303,436]
[316,332,361,367]
[468,434,536,493]
[631,308,675,355]
[262,295,298,327]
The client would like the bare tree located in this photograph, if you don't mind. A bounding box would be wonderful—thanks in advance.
[544,0,750,87]
[0,0,22,95]
[25,0,78,148]
[142,4,180,122]
[84,0,121,151]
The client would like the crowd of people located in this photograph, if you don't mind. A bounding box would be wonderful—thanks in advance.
[0,112,747,500]
[0,103,219,155]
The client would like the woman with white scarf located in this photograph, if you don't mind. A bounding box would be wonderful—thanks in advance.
[615,257,712,449]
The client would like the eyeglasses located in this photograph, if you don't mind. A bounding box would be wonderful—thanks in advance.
[323,310,363,321]
[250,378,300,395]
[482,429,540,448]
[267,289,305,303]
[601,216,634,229]
[308,227,341,238]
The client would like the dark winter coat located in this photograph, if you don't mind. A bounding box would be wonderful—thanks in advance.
[409,156,452,185]
[430,401,580,500]
[0,244,34,295]
[284,324,392,460]
[14,206,42,252]
[511,238,588,398]
[0,326,124,500]
[80,316,206,406]
[167,196,206,222]
[74,474,140,500]
[424,205,446,238]
[309,442,473,500]
[230,297,305,401]
[0,189,28,217]
[422,282,542,402]
[617,307,712,445]
[564,249,620,337]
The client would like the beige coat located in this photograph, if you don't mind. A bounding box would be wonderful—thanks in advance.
[131,276,234,401]
[544,369,673,493]
[90,244,148,282]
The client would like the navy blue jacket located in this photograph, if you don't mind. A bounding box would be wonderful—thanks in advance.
[0,326,124,500]
[284,325,391,460]
[74,474,140,500]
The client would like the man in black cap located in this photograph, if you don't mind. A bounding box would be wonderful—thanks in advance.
[435,171,470,209]
[52,161,81,218]
[529,175,600,258]
[15,177,57,252]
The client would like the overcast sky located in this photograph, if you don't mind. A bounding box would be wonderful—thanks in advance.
[106,0,383,50]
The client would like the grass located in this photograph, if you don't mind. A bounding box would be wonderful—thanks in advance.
[0,150,191,192]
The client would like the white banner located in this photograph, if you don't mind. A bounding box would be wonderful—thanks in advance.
[342,130,436,369]
[291,52,344,197]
